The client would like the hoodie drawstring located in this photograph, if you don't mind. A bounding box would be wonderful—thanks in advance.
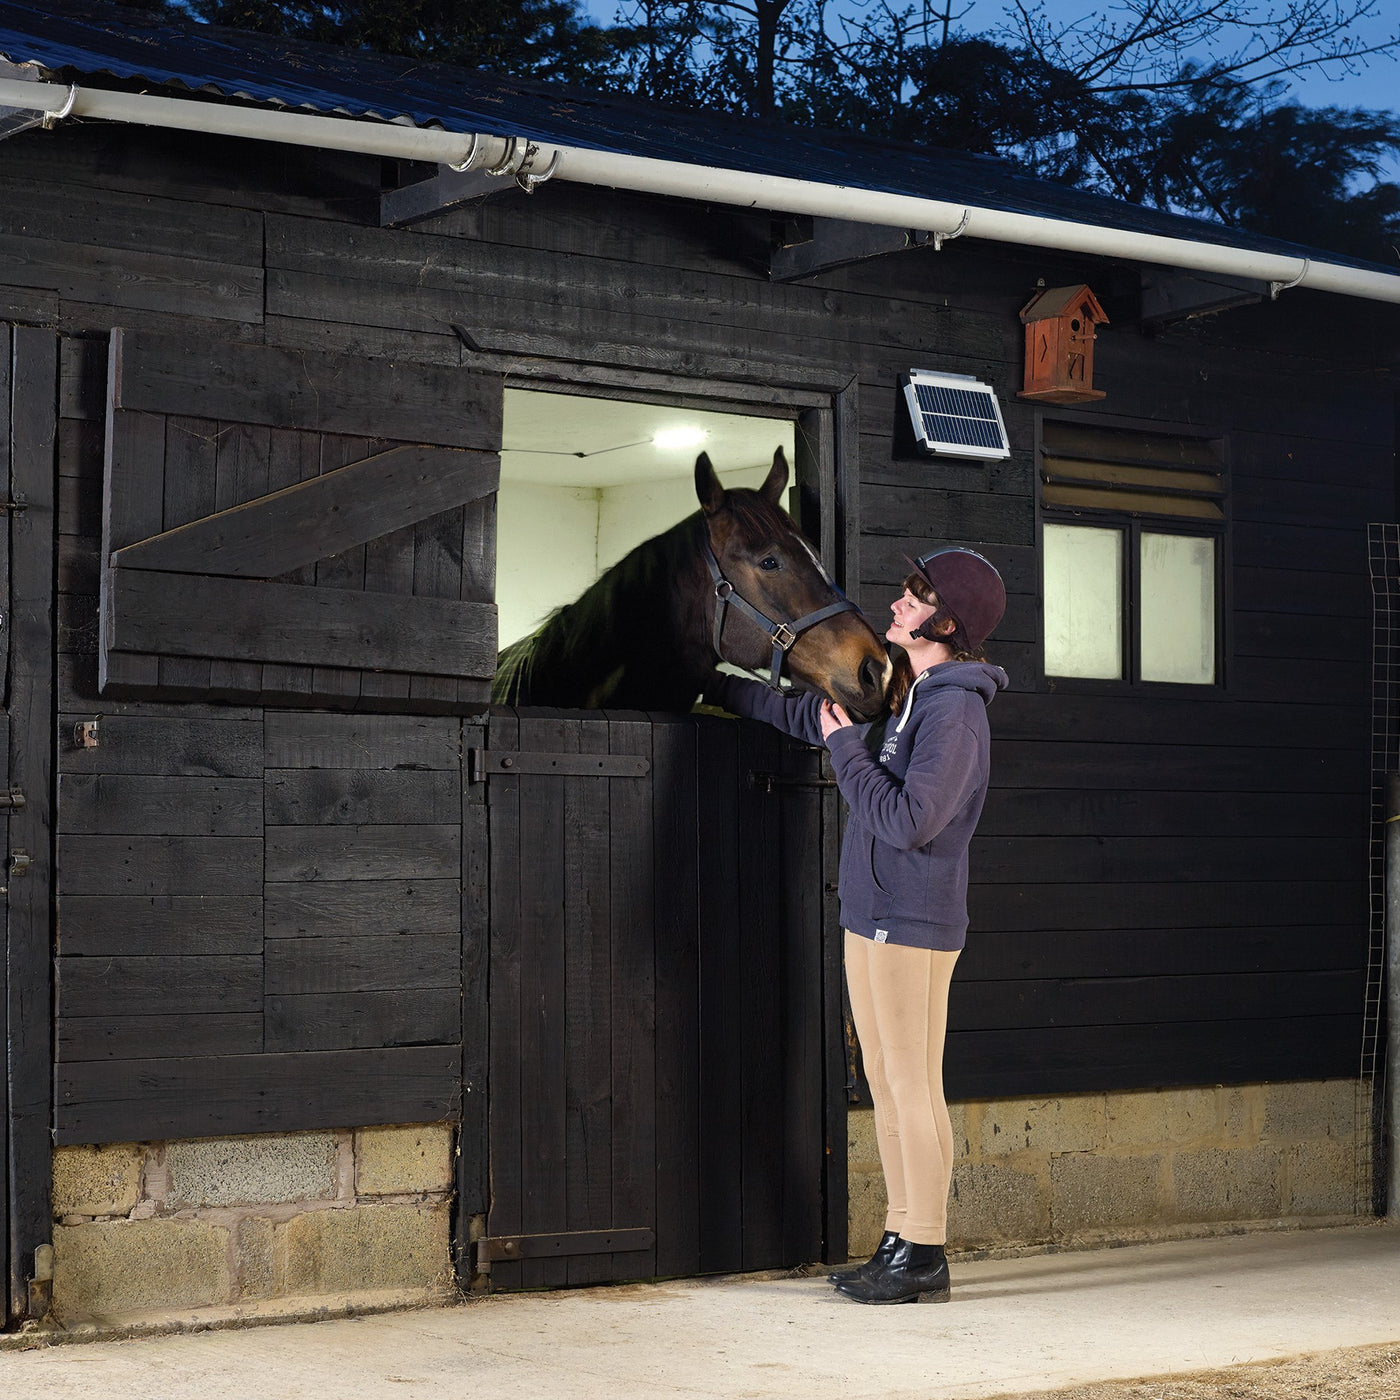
[893,670,928,736]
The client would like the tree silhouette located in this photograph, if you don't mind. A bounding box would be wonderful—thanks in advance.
[109,0,1400,259]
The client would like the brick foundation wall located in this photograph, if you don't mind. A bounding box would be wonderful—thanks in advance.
[849,1079,1363,1257]
[50,1125,456,1324]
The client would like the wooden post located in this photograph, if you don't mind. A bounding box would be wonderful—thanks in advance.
[7,326,57,1323]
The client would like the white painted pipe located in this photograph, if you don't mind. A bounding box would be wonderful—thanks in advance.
[4,76,1400,305]
[0,78,505,165]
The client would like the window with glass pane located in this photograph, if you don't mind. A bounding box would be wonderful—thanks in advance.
[1043,523,1123,679]
[1040,419,1225,688]
[1140,533,1216,683]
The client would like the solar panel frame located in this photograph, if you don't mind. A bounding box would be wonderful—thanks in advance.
[903,371,1012,460]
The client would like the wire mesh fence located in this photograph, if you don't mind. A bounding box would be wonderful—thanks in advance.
[1363,522,1396,1214]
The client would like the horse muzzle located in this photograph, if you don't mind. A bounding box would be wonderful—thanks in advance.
[833,650,894,723]
[790,625,893,723]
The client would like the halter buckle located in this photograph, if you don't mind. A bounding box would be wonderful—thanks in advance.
[772,623,797,652]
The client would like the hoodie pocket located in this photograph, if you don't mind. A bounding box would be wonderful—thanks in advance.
[868,839,925,921]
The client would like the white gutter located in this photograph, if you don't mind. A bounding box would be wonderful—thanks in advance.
[5,76,1400,306]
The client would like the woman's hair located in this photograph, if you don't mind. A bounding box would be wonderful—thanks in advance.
[886,571,990,715]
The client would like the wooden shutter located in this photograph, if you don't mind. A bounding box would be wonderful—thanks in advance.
[99,329,501,709]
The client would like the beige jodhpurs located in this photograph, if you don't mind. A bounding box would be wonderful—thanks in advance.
[844,930,960,1246]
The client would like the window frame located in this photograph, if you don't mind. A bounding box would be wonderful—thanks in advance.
[1034,408,1232,697]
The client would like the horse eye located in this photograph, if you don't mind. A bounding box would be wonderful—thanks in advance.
[759,556,781,571]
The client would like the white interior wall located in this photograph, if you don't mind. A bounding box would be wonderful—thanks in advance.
[496,482,600,648]
[595,465,770,572]
[497,466,776,648]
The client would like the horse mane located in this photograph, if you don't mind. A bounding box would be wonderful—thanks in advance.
[493,509,711,709]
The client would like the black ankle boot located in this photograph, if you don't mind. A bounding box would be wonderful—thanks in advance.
[827,1230,900,1286]
[834,1238,950,1304]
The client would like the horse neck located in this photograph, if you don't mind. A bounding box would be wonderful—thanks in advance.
[553,514,711,681]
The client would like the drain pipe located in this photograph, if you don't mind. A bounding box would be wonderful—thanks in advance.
[1389,775,1400,1219]
[3,75,1400,307]
[0,77,518,167]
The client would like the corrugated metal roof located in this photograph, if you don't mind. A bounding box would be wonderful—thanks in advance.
[0,0,1393,276]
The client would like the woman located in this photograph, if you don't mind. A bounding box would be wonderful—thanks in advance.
[703,546,1008,1305]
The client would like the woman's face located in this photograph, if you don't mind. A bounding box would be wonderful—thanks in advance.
[887,587,937,647]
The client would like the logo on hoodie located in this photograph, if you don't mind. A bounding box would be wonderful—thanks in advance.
[879,731,898,765]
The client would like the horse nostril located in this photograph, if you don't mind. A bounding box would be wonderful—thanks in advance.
[860,657,881,695]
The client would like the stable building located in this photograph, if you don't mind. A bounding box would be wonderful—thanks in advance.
[0,0,1395,1331]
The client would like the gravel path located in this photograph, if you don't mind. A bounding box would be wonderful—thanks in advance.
[992,1344,1400,1400]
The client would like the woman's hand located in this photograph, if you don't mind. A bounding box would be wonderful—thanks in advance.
[820,699,853,740]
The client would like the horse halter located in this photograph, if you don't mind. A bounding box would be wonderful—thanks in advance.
[701,537,859,690]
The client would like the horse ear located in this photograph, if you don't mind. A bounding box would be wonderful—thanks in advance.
[760,446,789,506]
[695,452,726,515]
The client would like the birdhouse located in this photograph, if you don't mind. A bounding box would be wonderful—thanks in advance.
[1018,284,1109,403]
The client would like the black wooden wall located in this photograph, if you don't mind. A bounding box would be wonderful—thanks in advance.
[0,115,1388,1156]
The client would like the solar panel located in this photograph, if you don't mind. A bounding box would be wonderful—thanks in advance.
[902,371,1011,460]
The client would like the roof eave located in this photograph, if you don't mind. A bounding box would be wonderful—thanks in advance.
[3,75,1399,309]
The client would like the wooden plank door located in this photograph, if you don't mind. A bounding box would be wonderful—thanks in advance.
[4,325,57,1325]
[98,329,502,710]
[482,709,831,1289]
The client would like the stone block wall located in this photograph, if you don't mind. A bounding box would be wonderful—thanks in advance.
[50,1124,456,1325]
[849,1079,1361,1257]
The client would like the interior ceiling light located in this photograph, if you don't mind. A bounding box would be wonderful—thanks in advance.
[651,427,708,450]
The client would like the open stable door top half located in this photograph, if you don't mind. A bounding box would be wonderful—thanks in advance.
[99,329,503,712]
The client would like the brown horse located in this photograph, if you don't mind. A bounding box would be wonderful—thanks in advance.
[493,448,892,718]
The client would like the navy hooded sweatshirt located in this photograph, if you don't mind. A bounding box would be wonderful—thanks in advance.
[705,660,1008,951]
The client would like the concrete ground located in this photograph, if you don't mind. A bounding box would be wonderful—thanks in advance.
[1,1223,1398,1399]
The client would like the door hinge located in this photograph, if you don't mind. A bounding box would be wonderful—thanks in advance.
[0,786,24,809]
[8,850,32,879]
[477,1227,654,1270]
[467,749,649,782]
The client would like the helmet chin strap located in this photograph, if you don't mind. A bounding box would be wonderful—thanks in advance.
[910,619,951,644]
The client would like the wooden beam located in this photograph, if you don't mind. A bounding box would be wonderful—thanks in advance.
[7,326,56,1323]
[113,444,499,578]
[380,165,508,228]
[1140,270,1267,327]
[771,218,924,282]
[110,329,503,450]
[105,568,498,679]
[458,716,489,1234]
[56,1045,462,1144]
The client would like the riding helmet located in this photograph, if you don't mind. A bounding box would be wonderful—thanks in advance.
[905,547,1006,649]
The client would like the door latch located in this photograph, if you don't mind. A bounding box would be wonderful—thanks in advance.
[74,719,100,748]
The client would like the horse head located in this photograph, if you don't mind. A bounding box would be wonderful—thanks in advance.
[697,448,892,722]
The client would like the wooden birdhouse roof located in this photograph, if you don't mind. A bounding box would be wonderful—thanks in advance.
[1019,284,1109,324]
